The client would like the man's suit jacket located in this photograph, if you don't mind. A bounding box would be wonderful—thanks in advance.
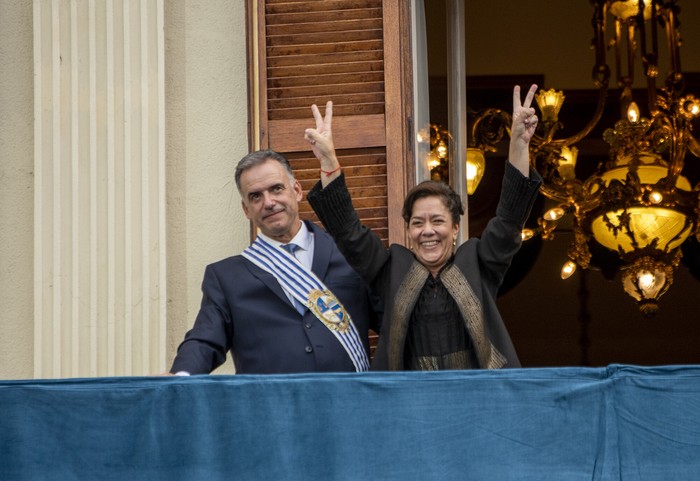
[170,221,379,374]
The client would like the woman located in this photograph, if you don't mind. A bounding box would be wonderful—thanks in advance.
[305,85,541,370]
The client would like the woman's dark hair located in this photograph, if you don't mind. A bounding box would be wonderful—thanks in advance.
[234,150,294,193]
[402,180,465,225]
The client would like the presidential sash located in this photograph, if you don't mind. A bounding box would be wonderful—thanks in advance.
[242,237,370,372]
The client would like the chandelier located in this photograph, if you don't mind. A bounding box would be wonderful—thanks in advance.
[427,123,452,183]
[467,0,700,316]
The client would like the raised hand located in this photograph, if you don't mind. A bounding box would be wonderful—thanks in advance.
[305,101,336,162]
[512,84,538,143]
[508,84,539,176]
[305,101,341,185]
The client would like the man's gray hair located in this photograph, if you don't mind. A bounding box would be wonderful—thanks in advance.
[234,150,295,193]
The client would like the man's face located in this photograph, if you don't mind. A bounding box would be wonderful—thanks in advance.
[240,159,303,243]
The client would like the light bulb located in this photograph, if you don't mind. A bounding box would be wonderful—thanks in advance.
[684,98,700,117]
[427,151,440,169]
[627,102,640,123]
[436,141,448,159]
[561,260,577,279]
[649,191,663,204]
[544,207,565,221]
[466,161,478,181]
[637,271,655,291]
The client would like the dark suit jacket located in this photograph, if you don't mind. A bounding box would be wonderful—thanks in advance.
[170,221,379,374]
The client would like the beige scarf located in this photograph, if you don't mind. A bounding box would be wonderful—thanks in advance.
[387,261,506,371]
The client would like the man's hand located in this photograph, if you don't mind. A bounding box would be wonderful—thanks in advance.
[305,101,341,186]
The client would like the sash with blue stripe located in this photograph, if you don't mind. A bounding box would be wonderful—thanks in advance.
[241,236,370,372]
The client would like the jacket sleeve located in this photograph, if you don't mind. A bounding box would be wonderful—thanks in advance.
[474,161,541,294]
[170,265,232,374]
[307,173,390,290]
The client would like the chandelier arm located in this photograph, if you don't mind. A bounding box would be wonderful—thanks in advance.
[469,108,512,152]
[664,2,682,90]
[666,129,689,185]
[537,184,571,204]
[551,83,610,147]
[687,132,700,158]
[542,0,613,148]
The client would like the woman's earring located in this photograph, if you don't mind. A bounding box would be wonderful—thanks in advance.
[452,238,457,246]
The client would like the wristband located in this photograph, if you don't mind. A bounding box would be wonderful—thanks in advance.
[320,166,341,177]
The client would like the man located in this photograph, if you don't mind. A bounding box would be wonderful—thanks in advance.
[169,150,380,374]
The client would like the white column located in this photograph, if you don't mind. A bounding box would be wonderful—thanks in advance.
[33,0,166,378]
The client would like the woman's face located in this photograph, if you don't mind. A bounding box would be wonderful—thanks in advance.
[407,195,459,276]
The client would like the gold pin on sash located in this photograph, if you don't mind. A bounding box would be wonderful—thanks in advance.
[307,289,350,333]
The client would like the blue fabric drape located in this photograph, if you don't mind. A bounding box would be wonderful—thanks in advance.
[1,365,699,480]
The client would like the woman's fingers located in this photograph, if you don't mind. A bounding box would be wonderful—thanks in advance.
[522,84,538,109]
[513,84,539,111]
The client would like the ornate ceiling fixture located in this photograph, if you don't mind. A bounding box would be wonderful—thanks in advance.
[427,123,452,184]
[468,0,700,316]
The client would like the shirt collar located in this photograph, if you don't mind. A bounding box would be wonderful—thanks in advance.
[257,220,311,253]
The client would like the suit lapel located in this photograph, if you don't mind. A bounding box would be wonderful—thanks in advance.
[244,221,334,310]
[242,222,330,312]
[308,221,331,281]
[242,256,294,308]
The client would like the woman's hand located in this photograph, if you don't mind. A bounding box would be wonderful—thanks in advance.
[508,84,539,176]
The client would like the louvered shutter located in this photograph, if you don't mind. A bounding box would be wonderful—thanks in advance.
[248,0,413,245]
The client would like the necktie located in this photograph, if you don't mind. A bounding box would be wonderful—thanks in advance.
[280,243,306,315]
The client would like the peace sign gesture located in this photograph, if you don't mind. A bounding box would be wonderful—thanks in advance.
[508,84,539,176]
[305,101,337,162]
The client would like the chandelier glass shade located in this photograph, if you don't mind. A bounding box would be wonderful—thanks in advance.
[465,148,486,194]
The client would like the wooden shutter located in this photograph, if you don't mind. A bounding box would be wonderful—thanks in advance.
[247,0,413,245]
